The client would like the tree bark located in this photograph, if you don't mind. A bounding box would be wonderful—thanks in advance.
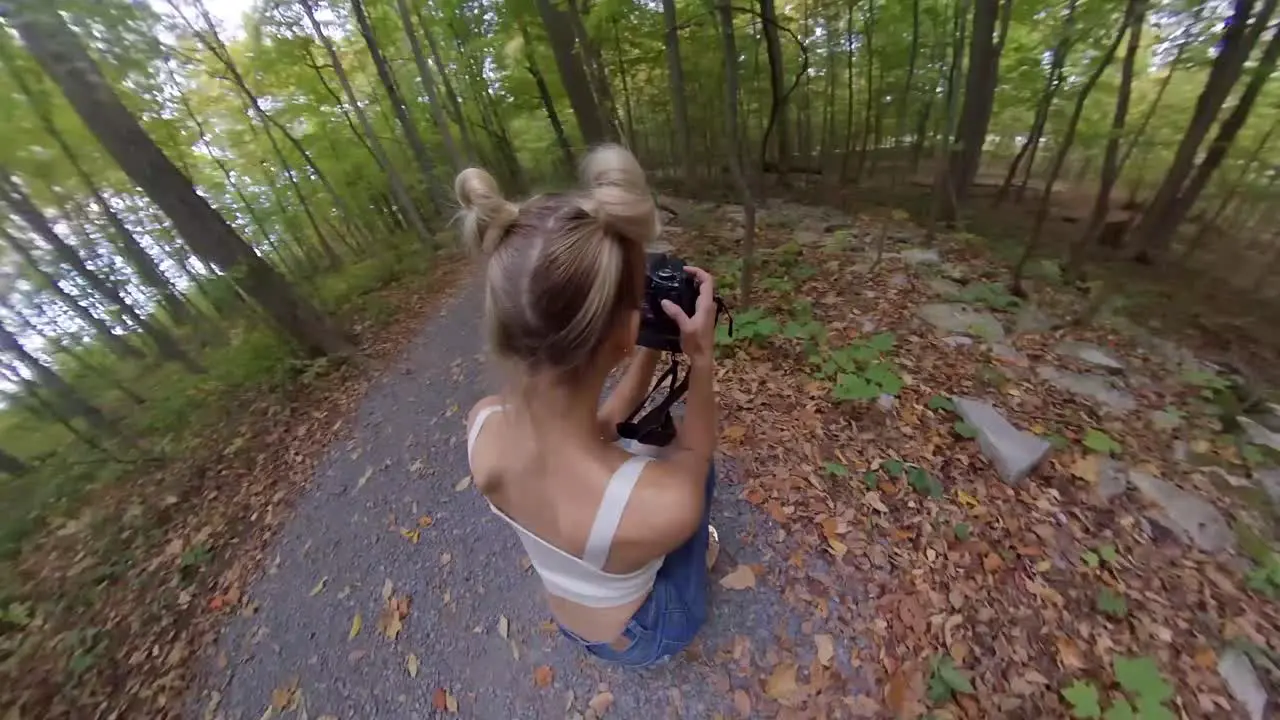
[940,0,1001,219]
[520,23,576,173]
[1011,4,1130,292]
[1130,0,1278,257]
[7,3,352,358]
[1067,0,1144,275]
[1138,24,1280,258]
[895,0,920,183]
[395,0,464,173]
[567,0,621,140]
[854,0,876,182]
[301,0,432,246]
[717,0,758,306]
[932,0,967,224]
[534,0,610,146]
[840,1,857,181]
[1116,43,1183,175]
[661,0,693,181]
[420,20,478,163]
[352,0,446,214]
[760,0,789,181]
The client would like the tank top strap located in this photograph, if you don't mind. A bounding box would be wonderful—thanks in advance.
[467,405,505,465]
[582,455,653,569]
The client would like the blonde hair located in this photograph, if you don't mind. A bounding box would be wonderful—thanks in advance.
[457,145,659,379]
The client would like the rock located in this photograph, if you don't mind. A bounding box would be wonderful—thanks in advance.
[1037,367,1136,413]
[951,397,1052,483]
[889,273,911,288]
[1218,649,1268,720]
[942,336,974,348]
[1149,408,1184,431]
[1171,440,1189,463]
[794,230,824,247]
[876,395,896,412]
[1199,466,1252,489]
[1055,341,1125,374]
[1238,416,1280,452]
[901,248,941,265]
[1251,403,1280,433]
[988,343,1030,367]
[1127,471,1234,553]
[859,319,878,333]
[917,304,1006,342]
[1095,458,1130,502]
[927,278,963,298]
[1013,305,1055,334]
[1257,468,1280,508]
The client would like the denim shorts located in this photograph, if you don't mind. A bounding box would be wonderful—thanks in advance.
[559,465,716,668]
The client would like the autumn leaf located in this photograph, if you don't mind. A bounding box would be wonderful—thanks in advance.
[983,553,1004,572]
[588,691,614,715]
[454,475,472,491]
[382,578,394,600]
[432,688,448,711]
[445,690,458,713]
[309,576,327,596]
[498,615,509,639]
[348,612,362,640]
[533,664,554,688]
[719,564,756,590]
[764,662,799,700]
[1070,453,1102,483]
[733,689,752,717]
[355,466,373,490]
[400,528,420,544]
[814,633,835,667]
[862,490,889,513]
[1056,636,1086,669]
[377,594,411,640]
[723,425,747,441]
[417,515,434,528]
[406,653,419,678]
[270,676,299,710]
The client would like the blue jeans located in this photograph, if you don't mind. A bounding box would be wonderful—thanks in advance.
[559,465,715,667]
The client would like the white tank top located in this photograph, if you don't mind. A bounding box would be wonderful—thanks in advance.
[467,406,663,608]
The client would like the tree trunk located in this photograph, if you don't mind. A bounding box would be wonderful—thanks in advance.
[896,0,920,183]
[760,0,789,181]
[0,320,110,432]
[840,2,857,181]
[1011,4,1130,292]
[534,0,610,146]
[661,0,693,181]
[1138,24,1280,258]
[1116,42,1183,175]
[352,0,446,215]
[854,0,876,182]
[8,3,352,358]
[932,0,967,224]
[1130,0,1278,257]
[395,0,464,173]
[717,0,758,306]
[1182,122,1275,263]
[1067,0,1144,275]
[567,0,621,140]
[420,21,478,163]
[520,24,576,173]
[612,20,637,148]
[941,0,1001,218]
[301,0,431,248]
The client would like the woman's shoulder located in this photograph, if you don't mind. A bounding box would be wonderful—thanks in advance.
[467,395,505,429]
[627,458,704,540]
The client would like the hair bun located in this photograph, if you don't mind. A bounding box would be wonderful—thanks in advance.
[578,145,659,246]
[455,168,519,255]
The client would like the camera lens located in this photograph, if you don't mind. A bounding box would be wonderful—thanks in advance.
[652,266,681,289]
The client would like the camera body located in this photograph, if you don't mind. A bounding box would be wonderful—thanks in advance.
[637,252,699,353]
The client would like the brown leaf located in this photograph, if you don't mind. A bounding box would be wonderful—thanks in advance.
[814,633,835,667]
[1070,454,1101,483]
[862,491,889,513]
[719,564,757,590]
[588,691,615,715]
[1056,636,1085,669]
[723,425,747,441]
[455,475,472,491]
[432,688,448,711]
[270,676,299,711]
[498,615,509,639]
[445,690,458,713]
[764,662,799,700]
[733,689,752,718]
[406,653,419,678]
[533,664,554,688]
[847,694,881,718]
[983,553,1004,573]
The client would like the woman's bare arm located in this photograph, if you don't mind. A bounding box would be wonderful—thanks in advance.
[597,347,661,438]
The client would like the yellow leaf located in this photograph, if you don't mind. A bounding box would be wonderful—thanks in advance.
[348,612,362,640]
[454,475,472,491]
[718,564,756,590]
[418,515,434,528]
[723,425,747,441]
[309,577,328,596]
[765,662,799,700]
[445,690,458,713]
[862,491,889,513]
[954,489,979,507]
[1070,454,1101,483]
[588,691,615,715]
[733,689,752,717]
[382,578,394,600]
[401,528,420,544]
[827,538,848,558]
[498,615,509,639]
[814,634,835,667]
[406,653,420,678]
[1056,636,1085,669]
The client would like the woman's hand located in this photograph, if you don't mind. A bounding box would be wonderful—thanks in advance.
[660,266,716,365]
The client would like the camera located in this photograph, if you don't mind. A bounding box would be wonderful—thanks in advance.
[637,252,700,353]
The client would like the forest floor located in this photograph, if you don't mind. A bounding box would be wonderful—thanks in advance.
[4,196,1280,719]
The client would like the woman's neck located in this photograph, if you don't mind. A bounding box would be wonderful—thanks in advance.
[513,368,610,442]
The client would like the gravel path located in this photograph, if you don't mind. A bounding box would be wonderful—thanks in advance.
[195,282,875,720]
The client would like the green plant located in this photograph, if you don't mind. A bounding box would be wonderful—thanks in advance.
[1245,551,1280,597]
[882,459,905,476]
[953,523,971,541]
[1062,656,1175,720]
[1181,368,1232,396]
[815,333,902,402]
[1083,429,1123,455]
[953,420,979,438]
[1096,587,1128,618]
[861,471,879,489]
[760,276,796,293]
[1082,550,1101,569]
[178,542,213,582]
[927,395,955,411]
[720,308,780,347]
[957,281,1021,311]
[925,654,974,705]
[907,466,943,498]
[824,462,850,478]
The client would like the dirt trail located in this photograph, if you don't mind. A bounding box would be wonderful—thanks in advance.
[195,282,876,720]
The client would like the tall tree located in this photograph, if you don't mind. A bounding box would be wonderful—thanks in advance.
[938,0,1005,220]
[4,1,353,357]
[661,0,693,181]
[395,0,464,173]
[520,22,576,173]
[760,0,789,180]
[0,317,109,433]
[717,0,758,305]
[534,0,611,146]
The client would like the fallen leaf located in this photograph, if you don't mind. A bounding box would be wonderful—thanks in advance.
[954,489,980,507]
[1056,636,1085,669]
[445,690,458,713]
[862,491,889,513]
[382,578,394,600]
[983,553,1004,573]
[400,528,420,544]
[432,688,448,711]
[1070,454,1101,483]
[455,475,472,491]
[309,577,328,596]
[356,466,373,490]
[533,664,554,688]
[378,595,411,640]
[588,691,615,715]
[498,615,509,639]
[406,653,419,678]
[440,552,452,566]
[814,634,835,667]
[765,662,799,700]
[270,677,299,710]
[348,612,362,640]
[723,425,747,441]
[733,689,752,717]
[418,515,434,528]
[848,694,880,717]
[719,564,757,590]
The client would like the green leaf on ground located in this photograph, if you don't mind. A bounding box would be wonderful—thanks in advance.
[862,471,879,489]
[1113,656,1172,703]
[1098,544,1119,565]
[1061,680,1102,719]
[925,655,973,705]
[882,459,905,476]
[954,420,979,439]
[1102,699,1136,720]
[1081,551,1100,569]
[907,466,943,498]
[1083,429,1122,455]
[824,462,849,478]
[953,522,971,541]
[927,394,955,411]
[1096,588,1128,618]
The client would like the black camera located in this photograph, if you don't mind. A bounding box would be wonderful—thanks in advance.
[637,252,700,353]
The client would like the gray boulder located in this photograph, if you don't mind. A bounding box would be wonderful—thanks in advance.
[927,277,963,298]
[1095,458,1130,503]
[1013,305,1055,334]
[917,304,1006,342]
[952,397,1051,483]
[1055,341,1125,374]
[1127,471,1234,553]
[901,248,942,265]
[1037,367,1137,413]
[1149,408,1185,431]
[941,336,975,348]
[1218,649,1269,720]
[988,343,1030,367]
[1256,468,1280,508]
[1238,416,1280,452]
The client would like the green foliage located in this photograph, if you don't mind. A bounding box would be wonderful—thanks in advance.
[1062,679,1102,719]
[760,276,795,294]
[1082,550,1101,569]
[882,459,905,477]
[927,395,955,411]
[953,522,971,541]
[1245,551,1280,596]
[720,308,780,347]
[1096,588,1129,618]
[956,281,1022,311]
[953,420,979,438]
[1098,544,1120,565]
[926,654,974,705]
[814,333,902,402]
[861,471,879,489]
[907,466,943,498]
[1083,429,1123,455]
[1063,657,1174,720]
[824,461,850,478]
[1181,368,1232,394]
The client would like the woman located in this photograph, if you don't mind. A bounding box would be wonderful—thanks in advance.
[461,145,718,667]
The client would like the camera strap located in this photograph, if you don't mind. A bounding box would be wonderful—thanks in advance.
[616,355,688,442]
